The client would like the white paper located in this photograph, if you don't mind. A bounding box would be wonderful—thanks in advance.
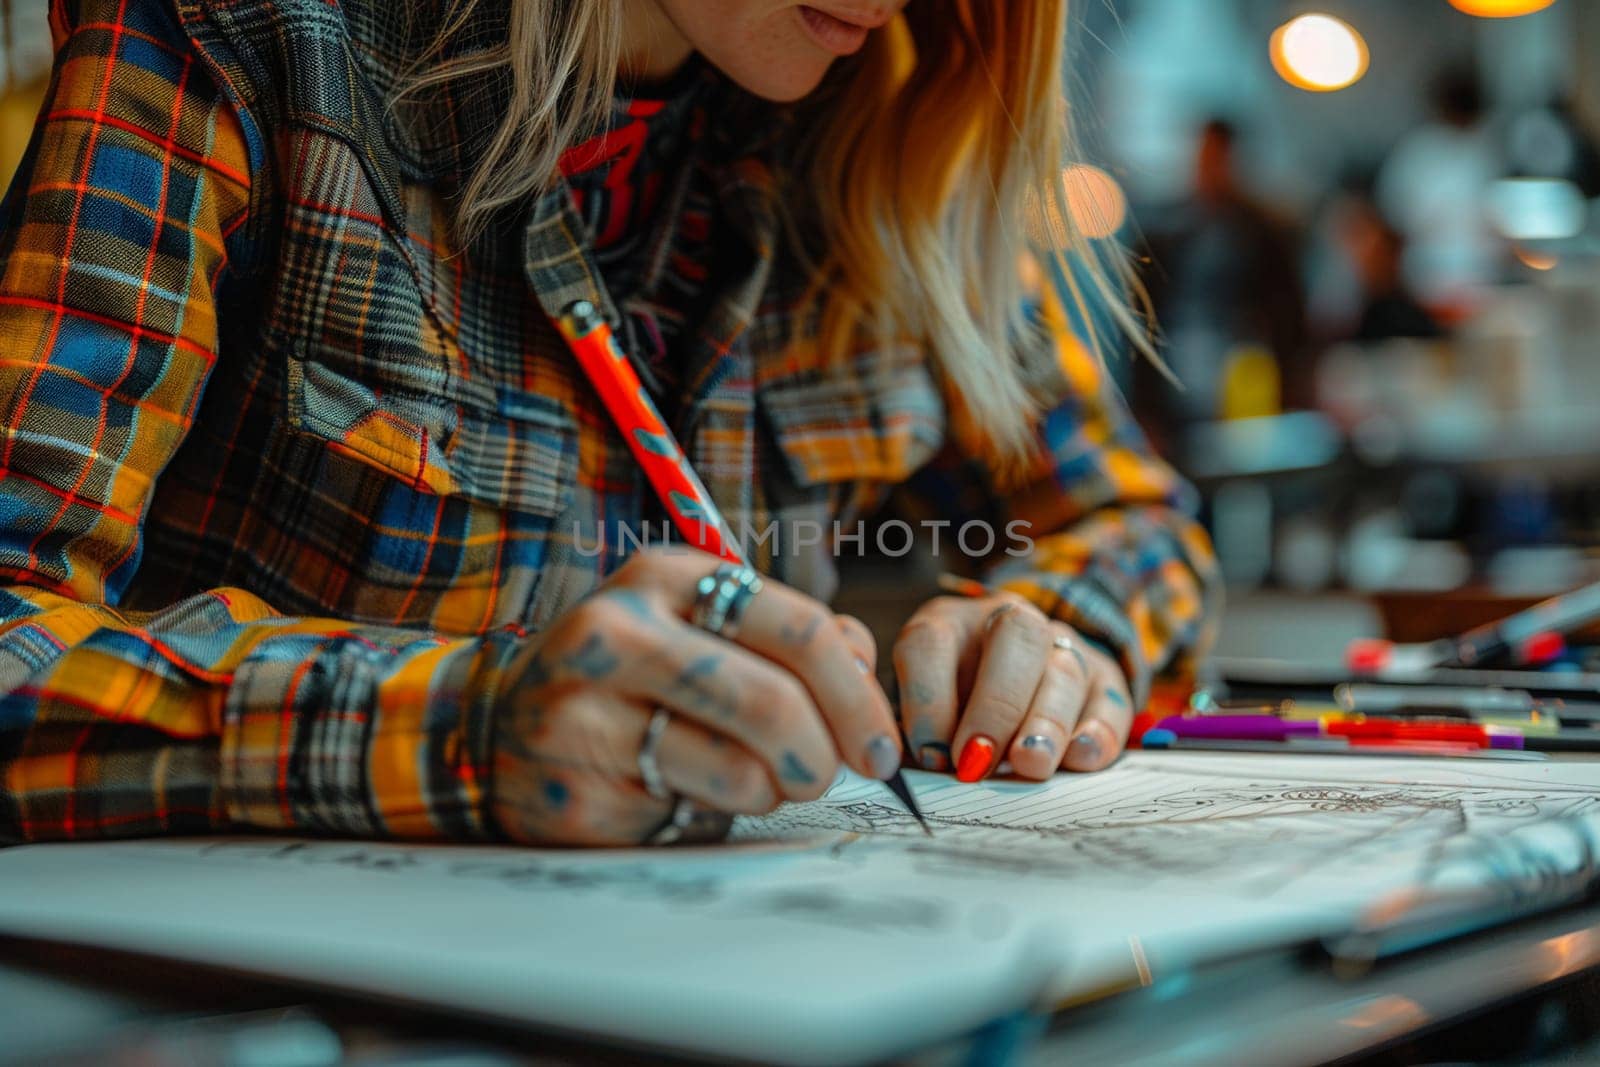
[3,753,1600,1064]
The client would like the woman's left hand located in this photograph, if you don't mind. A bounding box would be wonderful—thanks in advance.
[891,592,1133,782]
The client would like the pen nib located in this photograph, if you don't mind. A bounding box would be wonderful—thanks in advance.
[882,772,932,836]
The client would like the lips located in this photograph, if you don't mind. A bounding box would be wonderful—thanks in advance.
[810,5,896,30]
[797,4,891,56]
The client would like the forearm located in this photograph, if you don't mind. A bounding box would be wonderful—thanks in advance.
[1,584,520,843]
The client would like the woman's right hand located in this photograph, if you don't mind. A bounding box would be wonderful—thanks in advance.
[488,548,903,846]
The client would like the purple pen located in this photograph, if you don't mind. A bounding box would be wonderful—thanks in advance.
[1155,715,1323,741]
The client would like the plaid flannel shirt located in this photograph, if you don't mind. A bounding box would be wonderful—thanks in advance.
[0,0,1221,843]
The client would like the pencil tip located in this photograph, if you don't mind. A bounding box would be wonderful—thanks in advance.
[882,772,931,835]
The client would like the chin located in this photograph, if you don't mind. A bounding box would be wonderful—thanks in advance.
[715,58,833,103]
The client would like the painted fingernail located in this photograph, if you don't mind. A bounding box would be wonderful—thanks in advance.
[1020,734,1056,756]
[854,656,871,674]
[1070,730,1102,767]
[956,735,997,782]
[865,734,901,780]
[918,742,952,772]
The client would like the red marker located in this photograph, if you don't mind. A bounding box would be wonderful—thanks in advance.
[555,301,742,563]
[1344,577,1600,674]
[1517,631,1565,666]
[1323,717,1523,750]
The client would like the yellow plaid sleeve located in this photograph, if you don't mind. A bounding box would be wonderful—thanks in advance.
[0,0,515,843]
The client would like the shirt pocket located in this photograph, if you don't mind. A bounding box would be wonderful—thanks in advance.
[756,357,946,502]
[283,341,578,520]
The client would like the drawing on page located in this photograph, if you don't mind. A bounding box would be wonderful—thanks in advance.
[169,758,1600,908]
[731,761,1600,896]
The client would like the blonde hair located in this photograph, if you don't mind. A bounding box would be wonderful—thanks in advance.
[412,0,1148,464]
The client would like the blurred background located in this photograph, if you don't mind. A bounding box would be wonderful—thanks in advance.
[4,0,1600,663]
[1065,0,1600,661]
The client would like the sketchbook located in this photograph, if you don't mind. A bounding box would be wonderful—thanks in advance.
[4,752,1600,1065]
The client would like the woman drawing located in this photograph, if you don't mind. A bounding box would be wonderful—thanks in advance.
[0,0,1219,845]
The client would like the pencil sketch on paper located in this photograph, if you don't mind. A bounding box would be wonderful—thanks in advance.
[730,760,1600,896]
[161,756,1600,911]
[188,838,958,934]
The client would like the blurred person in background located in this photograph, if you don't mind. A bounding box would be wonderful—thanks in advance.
[1338,196,1444,345]
[1138,118,1310,445]
[1376,64,1504,322]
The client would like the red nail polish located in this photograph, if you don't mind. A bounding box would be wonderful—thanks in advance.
[956,735,997,782]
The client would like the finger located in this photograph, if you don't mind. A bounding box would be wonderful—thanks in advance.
[588,605,839,802]
[1007,641,1092,780]
[1062,649,1136,773]
[567,697,782,816]
[636,554,902,783]
[655,715,780,815]
[835,613,877,674]
[893,608,965,772]
[951,602,1053,782]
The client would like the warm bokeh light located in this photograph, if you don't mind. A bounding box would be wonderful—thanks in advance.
[1515,247,1559,271]
[1025,165,1129,246]
[1447,0,1558,17]
[1063,164,1128,240]
[1270,14,1370,93]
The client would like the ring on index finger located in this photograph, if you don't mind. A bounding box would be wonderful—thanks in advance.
[1053,632,1088,673]
[691,563,764,639]
[982,601,1021,635]
[637,706,673,801]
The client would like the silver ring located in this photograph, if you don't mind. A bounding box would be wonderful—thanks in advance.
[983,601,1019,634]
[645,795,698,846]
[691,563,763,638]
[1053,632,1087,672]
[638,707,672,800]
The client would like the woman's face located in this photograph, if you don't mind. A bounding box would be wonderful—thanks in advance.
[650,2,909,101]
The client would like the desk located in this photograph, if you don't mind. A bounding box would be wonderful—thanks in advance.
[4,587,1598,1067]
[1042,900,1600,1066]
[6,899,1600,1066]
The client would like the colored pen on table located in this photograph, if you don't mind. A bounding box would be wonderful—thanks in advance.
[1154,714,1321,740]
[1321,717,1524,750]
[1335,683,1533,716]
[555,301,930,833]
[1501,729,1600,753]
[1188,698,1555,736]
[1188,691,1343,719]
[1139,729,1549,761]
[1158,712,1520,750]
[1446,578,1600,666]
[1346,577,1600,673]
[1322,713,1600,751]
[1169,706,1600,754]
[1336,682,1600,726]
